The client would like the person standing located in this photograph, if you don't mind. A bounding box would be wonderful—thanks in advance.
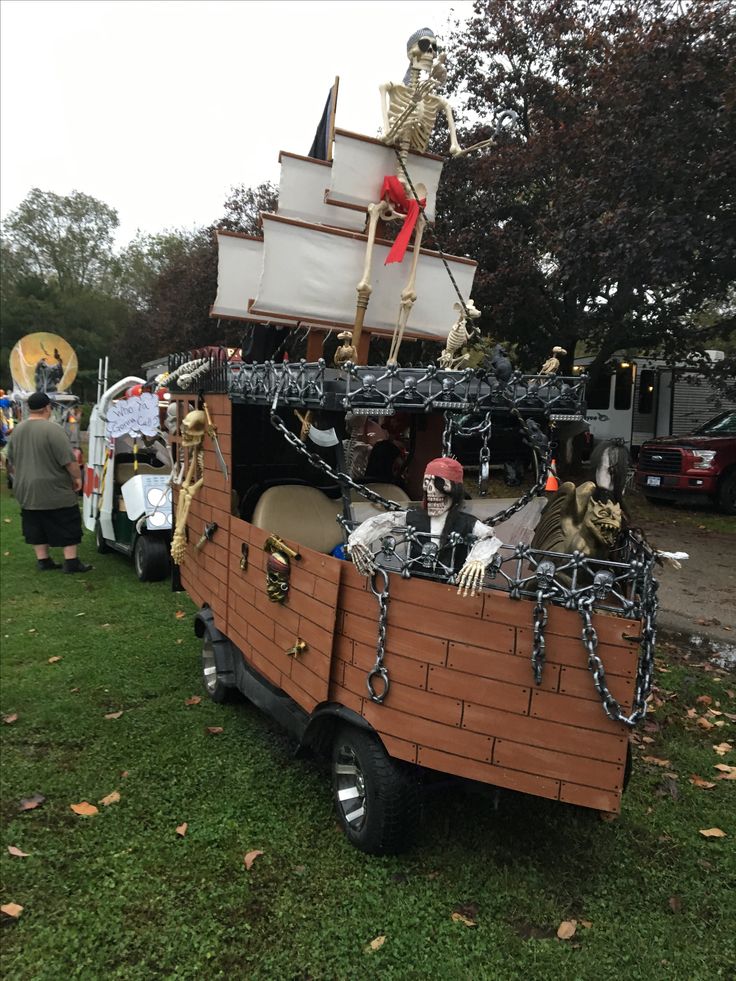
[6,392,91,573]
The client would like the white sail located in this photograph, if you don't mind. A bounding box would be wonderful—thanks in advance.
[327,129,444,222]
[250,214,476,341]
[278,152,365,231]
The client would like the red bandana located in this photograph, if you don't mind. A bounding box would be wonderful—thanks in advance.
[424,457,464,484]
[380,176,427,265]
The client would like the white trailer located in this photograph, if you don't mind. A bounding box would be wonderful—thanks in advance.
[575,352,735,453]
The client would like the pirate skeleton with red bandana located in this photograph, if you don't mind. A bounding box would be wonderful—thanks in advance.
[347,457,501,597]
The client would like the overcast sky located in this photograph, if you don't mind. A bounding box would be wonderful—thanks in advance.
[1,0,473,246]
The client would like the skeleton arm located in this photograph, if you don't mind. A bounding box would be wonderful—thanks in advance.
[436,95,462,157]
[456,520,503,597]
[347,510,408,576]
[380,83,395,142]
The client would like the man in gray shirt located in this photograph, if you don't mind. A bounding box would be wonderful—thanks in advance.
[6,392,91,573]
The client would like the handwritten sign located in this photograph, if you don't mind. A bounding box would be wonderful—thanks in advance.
[106,394,159,438]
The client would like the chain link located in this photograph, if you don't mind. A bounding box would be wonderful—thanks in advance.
[579,579,658,727]
[531,590,549,686]
[367,568,390,703]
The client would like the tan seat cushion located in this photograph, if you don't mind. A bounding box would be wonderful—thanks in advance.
[251,485,344,554]
[115,462,171,484]
[349,483,411,507]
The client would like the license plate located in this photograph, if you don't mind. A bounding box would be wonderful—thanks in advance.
[646,476,662,487]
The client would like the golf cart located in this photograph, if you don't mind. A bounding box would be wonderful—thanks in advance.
[83,373,173,581]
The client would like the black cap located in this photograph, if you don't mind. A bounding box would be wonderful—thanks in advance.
[28,392,51,411]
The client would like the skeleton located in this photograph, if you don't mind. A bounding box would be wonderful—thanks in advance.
[170,409,206,565]
[351,29,513,366]
[348,457,502,597]
[539,346,567,375]
[438,299,481,369]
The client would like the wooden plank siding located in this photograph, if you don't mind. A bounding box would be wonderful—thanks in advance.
[171,393,641,813]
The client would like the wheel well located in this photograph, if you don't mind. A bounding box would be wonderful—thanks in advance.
[193,604,214,639]
[717,463,736,486]
[301,704,374,757]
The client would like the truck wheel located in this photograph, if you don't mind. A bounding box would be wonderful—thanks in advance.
[201,628,234,703]
[717,471,736,515]
[133,535,170,581]
[95,521,110,554]
[332,725,419,855]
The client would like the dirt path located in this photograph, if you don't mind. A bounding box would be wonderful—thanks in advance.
[641,520,736,648]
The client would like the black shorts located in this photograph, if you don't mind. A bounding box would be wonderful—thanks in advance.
[21,506,82,547]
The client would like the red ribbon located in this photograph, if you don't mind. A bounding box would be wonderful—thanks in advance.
[380,176,426,265]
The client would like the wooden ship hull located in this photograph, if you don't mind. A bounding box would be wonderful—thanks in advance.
[171,391,642,816]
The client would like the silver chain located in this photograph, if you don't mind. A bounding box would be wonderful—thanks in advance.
[578,579,658,727]
[270,413,403,511]
[531,590,550,686]
[366,568,390,703]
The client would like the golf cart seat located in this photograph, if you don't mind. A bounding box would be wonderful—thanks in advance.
[251,485,344,554]
[114,460,171,484]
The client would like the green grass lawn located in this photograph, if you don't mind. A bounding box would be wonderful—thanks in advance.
[0,485,734,980]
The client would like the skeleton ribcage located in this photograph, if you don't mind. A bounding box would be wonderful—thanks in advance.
[386,86,440,153]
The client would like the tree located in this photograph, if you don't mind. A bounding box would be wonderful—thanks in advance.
[434,0,736,382]
[2,188,119,292]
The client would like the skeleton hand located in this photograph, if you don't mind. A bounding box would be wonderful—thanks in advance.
[456,559,487,598]
[348,542,376,577]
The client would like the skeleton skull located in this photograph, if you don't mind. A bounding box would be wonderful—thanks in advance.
[423,474,453,517]
[180,409,206,447]
[407,29,439,76]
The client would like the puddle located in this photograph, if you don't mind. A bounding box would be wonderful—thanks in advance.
[688,634,736,671]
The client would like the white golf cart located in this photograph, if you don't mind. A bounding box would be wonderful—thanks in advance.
[83,374,173,581]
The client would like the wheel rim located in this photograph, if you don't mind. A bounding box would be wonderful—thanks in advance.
[202,637,218,694]
[334,744,367,831]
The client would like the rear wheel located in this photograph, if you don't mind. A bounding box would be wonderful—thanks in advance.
[332,725,419,855]
[133,535,170,581]
[201,627,235,703]
[717,471,736,515]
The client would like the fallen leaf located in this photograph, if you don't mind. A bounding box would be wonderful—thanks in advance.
[175,822,188,837]
[75,612,86,618]
[642,756,671,768]
[70,801,99,816]
[70,687,80,693]
[699,828,726,839]
[689,775,716,789]
[244,849,264,870]
[580,919,593,929]
[714,763,735,773]
[2,712,18,724]
[722,713,736,722]
[185,696,201,706]
[686,708,697,719]
[7,846,30,858]
[696,695,713,705]
[104,711,124,720]
[707,709,722,717]
[451,912,477,928]
[1,903,23,918]
[697,717,715,730]
[557,920,577,940]
[175,610,186,619]
[121,770,129,778]
[366,935,387,952]
[206,725,224,734]
[3,518,11,523]
[599,811,618,822]
[727,690,735,699]
[19,793,45,812]
[713,743,732,756]
[100,790,120,806]
[47,656,62,664]
[716,771,736,781]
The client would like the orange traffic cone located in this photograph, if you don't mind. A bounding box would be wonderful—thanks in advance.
[544,459,559,492]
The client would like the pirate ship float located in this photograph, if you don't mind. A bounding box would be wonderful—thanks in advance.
[165,29,659,854]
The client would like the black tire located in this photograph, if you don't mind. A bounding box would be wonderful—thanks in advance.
[133,535,170,581]
[201,627,234,703]
[717,471,736,515]
[331,724,419,855]
[95,520,110,554]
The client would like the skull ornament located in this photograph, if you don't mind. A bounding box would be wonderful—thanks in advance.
[407,27,439,75]
[180,409,206,447]
[423,474,453,517]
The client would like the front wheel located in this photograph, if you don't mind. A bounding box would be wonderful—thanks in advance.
[332,725,419,855]
[133,535,170,581]
[717,472,736,515]
[201,627,235,703]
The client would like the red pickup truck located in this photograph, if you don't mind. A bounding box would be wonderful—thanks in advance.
[635,411,736,514]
